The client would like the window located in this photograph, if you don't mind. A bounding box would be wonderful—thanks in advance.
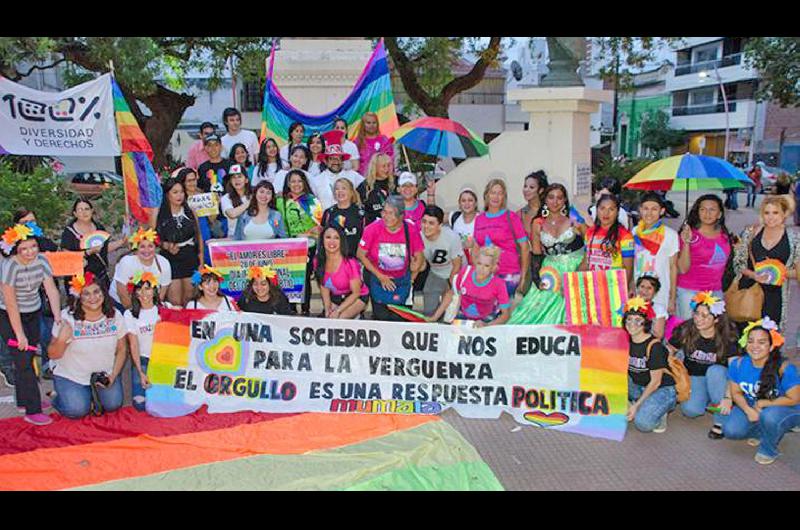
[693,43,719,65]
[690,87,716,107]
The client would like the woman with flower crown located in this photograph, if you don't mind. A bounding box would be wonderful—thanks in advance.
[237,266,293,315]
[665,291,738,439]
[623,297,677,433]
[186,265,238,312]
[0,222,62,425]
[720,317,800,465]
[110,228,172,311]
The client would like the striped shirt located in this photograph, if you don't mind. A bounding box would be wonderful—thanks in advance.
[0,254,52,314]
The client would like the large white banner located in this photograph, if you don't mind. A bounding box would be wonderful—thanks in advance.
[0,73,120,157]
[146,310,631,441]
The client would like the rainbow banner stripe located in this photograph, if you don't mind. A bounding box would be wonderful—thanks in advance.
[563,269,629,327]
[112,78,162,223]
[207,238,308,302]
[260,38,399,146]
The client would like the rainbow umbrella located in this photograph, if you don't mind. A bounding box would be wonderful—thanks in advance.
[391,117,489,159]
[624,154,752,212]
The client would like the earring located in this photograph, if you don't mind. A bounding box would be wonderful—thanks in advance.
[542,205,550,218]
[561,205,568,216]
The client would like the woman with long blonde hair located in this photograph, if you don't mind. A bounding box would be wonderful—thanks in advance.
[354,112,393,175]
[357,153,395,225]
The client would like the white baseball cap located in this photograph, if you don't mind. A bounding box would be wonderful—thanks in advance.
[398,172,417,186]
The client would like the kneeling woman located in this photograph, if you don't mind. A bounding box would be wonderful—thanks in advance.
[721,318,800,465]
[124,272,165,412]
[187,265,238,311]
[666,291,737,438]
[237,266,293,315]
[315,226,368,319]
[48,274,127,418]
[624,297,677,433]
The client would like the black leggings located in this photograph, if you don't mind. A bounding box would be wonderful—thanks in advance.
[0,309,42,414]
[299,246,315,314]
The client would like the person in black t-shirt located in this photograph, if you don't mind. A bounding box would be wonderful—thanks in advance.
[237,266,294,316]
[321,178,366,257]
[624,297,677,433]
[666,291,738,439]
[357,153,395,226]
[196,134,232,192]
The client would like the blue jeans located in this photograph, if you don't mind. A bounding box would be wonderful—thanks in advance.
[131,357,149,412]
[721,404,800,458]
[676,287,724,321]
[746,183,758,207]
[52,375,124,419]
[726,189,739,210]
[679,364,728,423]
[628,378,677,432]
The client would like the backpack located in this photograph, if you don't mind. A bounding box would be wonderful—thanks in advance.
[645,338,691,403]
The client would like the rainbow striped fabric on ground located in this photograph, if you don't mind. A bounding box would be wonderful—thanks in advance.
[0,408,502,491]
[260,39,399,145]
[111,78,162,223]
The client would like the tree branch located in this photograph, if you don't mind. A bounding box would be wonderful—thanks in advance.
[9,58,68,81]
[440,37,502,105]
[385,37,437,115]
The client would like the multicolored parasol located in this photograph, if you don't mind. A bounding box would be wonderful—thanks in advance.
[391,117,489,159]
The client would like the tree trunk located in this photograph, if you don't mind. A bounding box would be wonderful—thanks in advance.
[138,86,195,169]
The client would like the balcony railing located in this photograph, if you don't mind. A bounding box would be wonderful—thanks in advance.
[671,101,738,116]
[674,53,743,76]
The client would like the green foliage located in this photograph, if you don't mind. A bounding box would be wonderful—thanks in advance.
[89,181,127,234]
[744,37,800,107]
[593,37,683,94]
[0,160,71,236]
[594,155,652,205]
[639,110,688,155]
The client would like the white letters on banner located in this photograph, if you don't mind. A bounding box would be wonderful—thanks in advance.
[147,310,631,441]
[0,74,120,157]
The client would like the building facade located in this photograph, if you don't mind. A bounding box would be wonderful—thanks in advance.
[617,64,673,158]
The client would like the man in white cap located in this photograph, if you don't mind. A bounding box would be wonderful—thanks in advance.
[311,132,365,209]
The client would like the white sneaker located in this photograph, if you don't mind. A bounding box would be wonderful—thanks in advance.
[754,452,777,465]
[653,414,668,433]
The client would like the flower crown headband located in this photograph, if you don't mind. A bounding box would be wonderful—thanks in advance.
[247,265,278,286]
[69,272,96,297]
[739,316,784,350]
[191,264,224,286]
[622,296,656,321]
[129,228,160,249]
[690,291,726,317]
[0,222,43,255]
[126,271,159,294]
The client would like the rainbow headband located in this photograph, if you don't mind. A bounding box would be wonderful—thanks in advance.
[127,271,159,294]
[739,316,785,350]
[690,291,726,316]
[129,228,160,249]
[623,296,656,321]
[192,265,224,286]
[69,272,95,297]
[247,265,278,286]
[0,222,43,255]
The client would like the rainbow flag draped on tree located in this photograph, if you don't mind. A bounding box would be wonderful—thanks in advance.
[260,38,399,145]
[111,78,162,223]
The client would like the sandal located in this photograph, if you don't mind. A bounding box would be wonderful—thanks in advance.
[707,423,724,440]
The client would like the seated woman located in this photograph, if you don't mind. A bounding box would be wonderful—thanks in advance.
[623,297,677,433]
[48,273,127,419]
[720,317,800,465]
[186,265,238,311]
[110,228,171,311]
[433,245,511,328]
[124,272,165,412]
[666,291,737,439]
[315,226,368,319]
[237,266,293,315]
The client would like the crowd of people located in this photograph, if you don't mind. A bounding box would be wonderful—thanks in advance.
[0,106,798,466]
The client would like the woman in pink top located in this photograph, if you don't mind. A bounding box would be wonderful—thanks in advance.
[676,194,735,320]
[315,226,368,319]
[355,112,394,175]
[472,178,530,299]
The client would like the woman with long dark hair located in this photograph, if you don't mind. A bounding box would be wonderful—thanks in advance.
[152,177,203,306]
[676,194,734,320]
[123,272,164,412]
[186,265,238,311]
[252,138,286,186]
[581,193,634,282]
[234,181,287,241]
[721,317,800,464]
[228,143,254,180]
[274,145,311,196]
[279,122,306,162]
[315,225,368,319]
[307,132,326,177]
[237,266,293,315]
[221,164,252,238]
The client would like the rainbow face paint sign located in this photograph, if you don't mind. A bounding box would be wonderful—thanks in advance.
[208,239,308,302]
[147,309,630,441]
[563,269,629,327]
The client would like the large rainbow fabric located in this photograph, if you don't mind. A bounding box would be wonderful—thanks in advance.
[112,78,162,223]
[563,269,629,327]
[260,39,399,146]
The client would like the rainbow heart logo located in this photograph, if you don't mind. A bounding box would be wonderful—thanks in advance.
[198,332,245,374]
[523,411,569,428]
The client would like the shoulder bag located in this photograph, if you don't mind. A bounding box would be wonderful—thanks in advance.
[646,338,691,403]
[724,244,764,323]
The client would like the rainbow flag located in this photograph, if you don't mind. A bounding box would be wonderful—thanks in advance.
[260,39,399,146]
[563,269,629,328]
[112,78,162,223]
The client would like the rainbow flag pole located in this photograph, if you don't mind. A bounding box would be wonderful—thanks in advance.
[109,61,132,232]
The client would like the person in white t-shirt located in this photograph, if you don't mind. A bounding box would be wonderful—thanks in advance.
[220,164,252,238]
[307,132,326,178]
[220,108,259,165]
[252,137,287,186]
[273,145,311,196]
[312,141,365,209]
[448,187,480,265]
[420,205,464,318]
[48,273,127,419]
[332,117,360,173]
[186,265,239,311]
[279,122,306,162]
[632,192,679,314]
[111,228,172,310]
[123,271,166,412]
